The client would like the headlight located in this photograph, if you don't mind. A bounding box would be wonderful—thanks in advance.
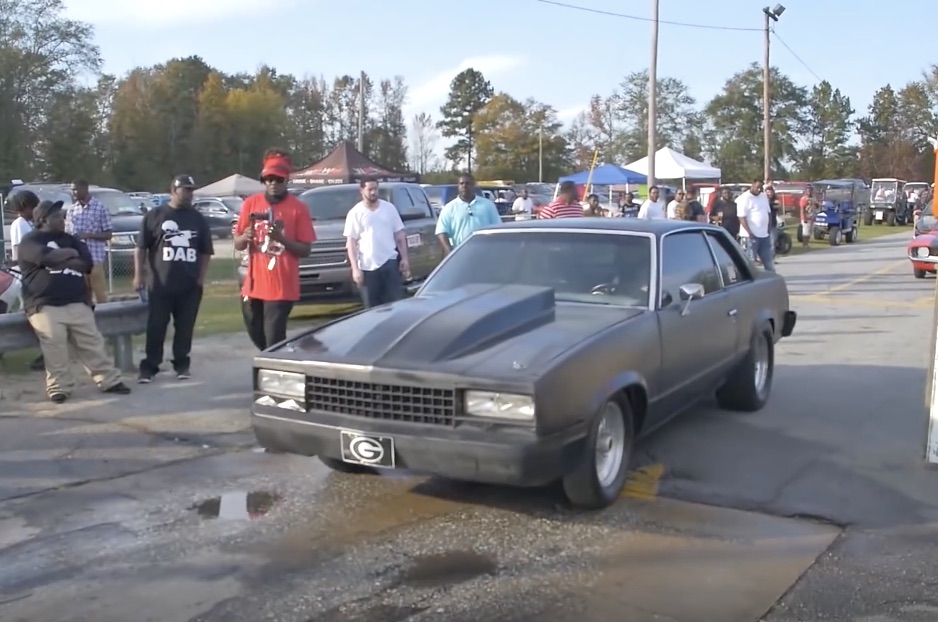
[256,369,305,398]
[916,247,930,258]
[465,391,534,421]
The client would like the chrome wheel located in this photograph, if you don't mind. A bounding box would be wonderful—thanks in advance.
[753,334,770,397]
[594,401,627,489]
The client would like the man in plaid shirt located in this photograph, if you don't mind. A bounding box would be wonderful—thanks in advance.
[66,178,113,303]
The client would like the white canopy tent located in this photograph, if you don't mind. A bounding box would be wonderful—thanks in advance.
[624,147,721,188]
[195,174,263,197]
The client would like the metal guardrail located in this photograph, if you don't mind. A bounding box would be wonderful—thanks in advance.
[0,301,148,372]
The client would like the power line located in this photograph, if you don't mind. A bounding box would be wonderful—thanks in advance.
[771,29,823,82]
[536,0,760,32]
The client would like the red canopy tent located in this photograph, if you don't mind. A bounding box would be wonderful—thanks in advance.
[292,141,420,185]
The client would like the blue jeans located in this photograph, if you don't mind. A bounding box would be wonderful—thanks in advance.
[745,235,775,272]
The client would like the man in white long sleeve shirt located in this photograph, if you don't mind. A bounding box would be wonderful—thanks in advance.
[637,186,666,220]
[511,189,534,220]
[736,179,774,271]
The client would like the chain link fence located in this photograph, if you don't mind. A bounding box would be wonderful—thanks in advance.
[104,237,242,296]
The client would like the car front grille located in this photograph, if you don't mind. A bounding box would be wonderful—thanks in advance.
[307,376,456,426]
[307,251,348,267]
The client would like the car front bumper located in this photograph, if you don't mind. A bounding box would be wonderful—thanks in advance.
[252,406,587,487]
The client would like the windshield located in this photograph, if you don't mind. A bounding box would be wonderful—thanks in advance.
[222,197,244,213]
[870,181,899,203]
[93,190,141,216]
[917,213,937,231]
[420,231,652,308]
[526,183,553,196]
[299,187,392,220]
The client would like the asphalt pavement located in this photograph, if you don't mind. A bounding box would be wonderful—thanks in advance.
[1,229,937,622]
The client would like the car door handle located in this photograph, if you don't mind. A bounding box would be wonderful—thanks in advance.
[727,309,738,318]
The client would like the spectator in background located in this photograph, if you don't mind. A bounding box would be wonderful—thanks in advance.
[66,179,112,304]
[436,173,502,253]
[765,183,781,258]
[585,194,605,216]
[684,188,706,222]
[539,181,585,219]
[798,185,818,250]
[666,189,686,219]
[637,186,666,220]
[234,148,316,350]
[7,191,44,370]
[345,178,411,308]
[511,188,534,221]
[711,187,740,239]
[9,190,38,262]
[736,179,774,271]
[134,175,214,383]
[17,200,131,403]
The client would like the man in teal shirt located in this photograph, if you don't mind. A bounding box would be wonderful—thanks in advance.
[435,173,502,255]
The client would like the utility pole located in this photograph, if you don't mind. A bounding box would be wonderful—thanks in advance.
[647,0,659,187]
[538,126,544,182]
[357,70,365,152]
[763,5,785,182]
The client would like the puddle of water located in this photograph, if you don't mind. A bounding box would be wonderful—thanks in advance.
[192,491,280,520]
[398,550,497,587]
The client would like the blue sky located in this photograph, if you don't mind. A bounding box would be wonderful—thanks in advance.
[67,0,936,135]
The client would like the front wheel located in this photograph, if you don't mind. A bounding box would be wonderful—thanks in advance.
[863,210,874,226]
[887,211,897,226]
[562,399,635,510]
[776,232,792,255]
[829,226,843,246]
[716,327,774,412]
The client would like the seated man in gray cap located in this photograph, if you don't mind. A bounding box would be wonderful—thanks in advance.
[16,199,131,403]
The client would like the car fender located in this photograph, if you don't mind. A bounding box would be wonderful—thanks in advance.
[592,370,648,417]
[751,308,777,343]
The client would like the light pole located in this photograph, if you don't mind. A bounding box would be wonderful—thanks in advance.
[762,4,785,182]
[538,126,544,182]
[647,0,659,187]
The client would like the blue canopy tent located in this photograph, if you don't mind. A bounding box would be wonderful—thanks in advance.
[558,164,648,186]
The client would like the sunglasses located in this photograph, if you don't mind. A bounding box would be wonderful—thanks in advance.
[262,176,285,184]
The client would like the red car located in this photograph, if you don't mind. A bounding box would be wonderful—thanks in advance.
[908,206,937,278]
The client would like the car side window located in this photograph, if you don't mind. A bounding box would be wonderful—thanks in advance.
[659,231,723,307]
[704,231,751,286]
[406,188,433,218]
[393,188,422,220]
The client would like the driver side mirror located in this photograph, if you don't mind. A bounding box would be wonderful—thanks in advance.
[678,283,705,316]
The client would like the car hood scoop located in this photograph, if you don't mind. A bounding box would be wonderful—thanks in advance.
[296,284,558,365]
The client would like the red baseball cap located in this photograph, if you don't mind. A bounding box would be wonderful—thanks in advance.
[261,156,291,179]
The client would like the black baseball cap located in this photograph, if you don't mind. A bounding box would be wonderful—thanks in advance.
[172,174,196,190]
[34,199,65,224]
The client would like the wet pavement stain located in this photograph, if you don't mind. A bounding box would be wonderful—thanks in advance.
[311,604,430,622]
[192,491,280,520]
[398,550,498,588]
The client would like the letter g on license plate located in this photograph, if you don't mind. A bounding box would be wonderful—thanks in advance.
[340,430,395,468]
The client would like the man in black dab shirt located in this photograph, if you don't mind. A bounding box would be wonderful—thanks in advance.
[17,200,131,403]
[134,175,214,383]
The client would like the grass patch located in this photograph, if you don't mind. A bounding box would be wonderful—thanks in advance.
[107,257,241,295]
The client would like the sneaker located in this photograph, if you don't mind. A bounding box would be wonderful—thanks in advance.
[176,368,191,380]
[138,370,154,384]
[49,393,67,404]
[104,382,131,395]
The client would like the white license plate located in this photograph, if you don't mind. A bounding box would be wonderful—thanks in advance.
[406,234,422,248]
[340,430,395,468]
[876,211,884,219]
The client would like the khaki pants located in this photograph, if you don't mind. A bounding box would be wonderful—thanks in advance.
[27,303,122,397]
[88,264,108,304]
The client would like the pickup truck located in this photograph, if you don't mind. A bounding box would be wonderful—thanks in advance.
[237,182,444,304]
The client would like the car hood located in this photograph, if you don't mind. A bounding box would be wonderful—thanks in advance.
[910,233,938,246]
[310,220,345,240]
[282,284,644,378]
[111,214,144,233]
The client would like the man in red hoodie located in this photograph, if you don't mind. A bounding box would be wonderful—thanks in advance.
[233,149,316,350]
